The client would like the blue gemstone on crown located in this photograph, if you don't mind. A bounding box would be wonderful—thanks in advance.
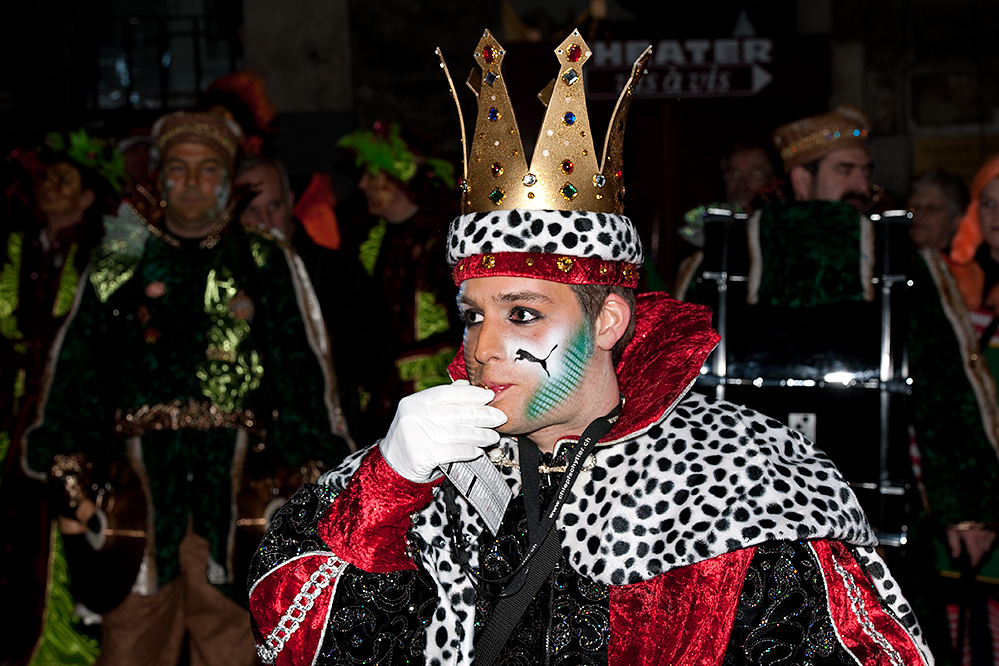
[563,112,576,126]
[488,107,500,121]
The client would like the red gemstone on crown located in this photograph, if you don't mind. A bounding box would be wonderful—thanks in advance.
[567,45,582,62]
[561,159,574,175]
[483,45,495,64]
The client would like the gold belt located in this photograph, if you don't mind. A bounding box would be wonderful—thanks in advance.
[113,399,268,438]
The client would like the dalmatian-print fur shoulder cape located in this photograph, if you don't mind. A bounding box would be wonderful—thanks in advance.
[248,293,932,665]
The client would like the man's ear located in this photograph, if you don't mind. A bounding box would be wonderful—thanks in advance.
[595,293,631,352]
[79,188,96,212]
[789,165,813,201]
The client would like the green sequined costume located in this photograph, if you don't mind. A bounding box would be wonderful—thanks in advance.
[25,204,352,606]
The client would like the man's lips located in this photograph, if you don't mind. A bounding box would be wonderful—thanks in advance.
[480,382,512,399]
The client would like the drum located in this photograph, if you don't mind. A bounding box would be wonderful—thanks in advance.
[690,205,916,547]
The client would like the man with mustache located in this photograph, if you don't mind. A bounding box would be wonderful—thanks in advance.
[24,111,353,665]
[678,105,999,661]
[775,105,875,211]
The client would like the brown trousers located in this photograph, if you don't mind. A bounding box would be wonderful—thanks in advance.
[96,531,260,666]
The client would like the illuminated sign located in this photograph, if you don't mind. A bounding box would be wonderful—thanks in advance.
[587,38,775,99]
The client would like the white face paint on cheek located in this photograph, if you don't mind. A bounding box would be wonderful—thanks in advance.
[524,322,594,421]
[512,323,569,381]
[210,172,231,218]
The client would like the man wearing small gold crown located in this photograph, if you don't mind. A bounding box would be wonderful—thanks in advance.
[247,31,931,664]
[24,111,353,665]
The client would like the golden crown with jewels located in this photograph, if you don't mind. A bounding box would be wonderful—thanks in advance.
[437,29,651,215]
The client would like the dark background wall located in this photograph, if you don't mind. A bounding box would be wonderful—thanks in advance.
[2,0,998,285]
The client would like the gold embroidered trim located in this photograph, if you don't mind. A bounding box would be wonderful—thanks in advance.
[113,399,269,438]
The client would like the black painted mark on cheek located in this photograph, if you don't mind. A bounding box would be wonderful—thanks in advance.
[514,345,558,377]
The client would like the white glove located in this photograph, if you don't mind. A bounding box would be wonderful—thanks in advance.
[380,380,508,483]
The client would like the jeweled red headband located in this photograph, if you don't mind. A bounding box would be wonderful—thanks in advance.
[452,252,639,288]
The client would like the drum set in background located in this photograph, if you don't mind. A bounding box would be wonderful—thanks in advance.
[689,207,916,548]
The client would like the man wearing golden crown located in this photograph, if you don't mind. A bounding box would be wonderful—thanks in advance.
[23,111,353,665]
[247,31,931,664]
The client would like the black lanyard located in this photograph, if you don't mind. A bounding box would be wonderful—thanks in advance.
[443,399,621,599]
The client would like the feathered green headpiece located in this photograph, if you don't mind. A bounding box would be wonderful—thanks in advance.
[43,129,127,195]
[336,123,454,190]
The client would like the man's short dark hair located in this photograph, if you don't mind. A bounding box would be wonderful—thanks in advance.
[569,284,637,364]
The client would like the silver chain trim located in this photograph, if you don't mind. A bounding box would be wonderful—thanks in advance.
[256,554,347,664]
[831,555,904,666]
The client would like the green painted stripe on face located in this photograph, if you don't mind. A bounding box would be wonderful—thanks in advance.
[526,323,593,420]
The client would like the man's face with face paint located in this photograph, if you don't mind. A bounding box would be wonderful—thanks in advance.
[160,141,230,238]
[458,275,601,444]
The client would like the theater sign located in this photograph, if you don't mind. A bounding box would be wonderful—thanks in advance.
[586,38,775,99]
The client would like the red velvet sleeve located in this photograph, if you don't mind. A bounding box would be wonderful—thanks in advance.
[318,446,443,573]
[249,448,441,665]
[811,540,930,665]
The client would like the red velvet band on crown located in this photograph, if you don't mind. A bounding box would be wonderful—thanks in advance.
[452,251,639,288]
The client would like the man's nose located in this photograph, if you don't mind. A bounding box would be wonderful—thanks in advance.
[473,318,505,365]
[852,169,871,193]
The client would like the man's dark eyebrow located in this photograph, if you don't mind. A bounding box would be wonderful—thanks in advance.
[457,290,554,307]
[164,156,224,166]
[497,291,555,304]
[834,160,874,169]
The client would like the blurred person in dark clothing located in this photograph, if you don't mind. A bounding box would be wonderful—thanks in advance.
[236,154,384,444]
[336,122,461,425]
[0,129,124,666]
